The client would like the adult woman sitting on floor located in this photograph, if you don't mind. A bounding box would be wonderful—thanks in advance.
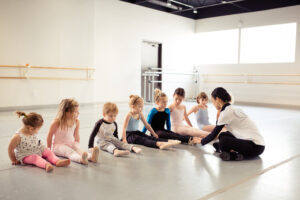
[200,87,265,161]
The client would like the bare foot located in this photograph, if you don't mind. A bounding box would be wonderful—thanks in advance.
[45,163,54,172]
[114,149,130,157]
[168,140,181,145]
[81,152,88,165]
[56,159,71,167]
[189,137,201,145]
[90,147,100,163]
[132,146,142,154]
[157,142,177,150]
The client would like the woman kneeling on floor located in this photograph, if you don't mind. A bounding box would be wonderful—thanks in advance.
[200,87,265,161]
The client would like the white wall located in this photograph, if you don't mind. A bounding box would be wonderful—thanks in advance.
[0,0,96,107]
[1,0,299,108]
[195,5,300,106]
[0,0,195,108]
[94,0,195,102]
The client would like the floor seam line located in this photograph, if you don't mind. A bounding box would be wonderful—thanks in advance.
[197,154,300,200]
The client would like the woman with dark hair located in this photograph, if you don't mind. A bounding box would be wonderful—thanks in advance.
[201,87,265,161]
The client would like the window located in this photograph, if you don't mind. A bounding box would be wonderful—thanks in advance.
[240,23,297,63]
[194,29,239,64]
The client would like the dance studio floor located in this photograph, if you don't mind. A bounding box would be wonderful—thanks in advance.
[0,102,299,200]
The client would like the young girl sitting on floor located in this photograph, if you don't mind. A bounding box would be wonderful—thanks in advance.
[187,92,215,132]
[8,111,70,172]
[168,88,209,138]
[122,95,179,150]
[47,99,99,165]
[142,89,201,145]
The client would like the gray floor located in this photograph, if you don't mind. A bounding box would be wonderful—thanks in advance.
[0,102,299,200]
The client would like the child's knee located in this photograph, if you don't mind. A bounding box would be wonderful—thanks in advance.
[27,154,40,163]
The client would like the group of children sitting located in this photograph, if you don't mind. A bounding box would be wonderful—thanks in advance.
[8,87,265,172]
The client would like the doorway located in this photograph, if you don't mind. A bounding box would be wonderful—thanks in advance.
[141,41,162,102]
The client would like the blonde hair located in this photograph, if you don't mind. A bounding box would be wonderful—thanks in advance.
[154,88,167,102]
[16,111,43,128]
[196,92,208,104]
[103,102,118,114]
[129,95,144,107]
[56,98,79,128]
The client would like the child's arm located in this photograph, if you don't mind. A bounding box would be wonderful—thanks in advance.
[88,120,101,148]
[74,119,80,143]
[168,104,174,112]
[47,120,59,149]
[142,108,157,133]
[183,106,193,127]
[8,134,21,165]
[113,122,119,139]
[187,105,197,117]
[166,108,171,131]
[122,113,131,143]
[140,113,158,138]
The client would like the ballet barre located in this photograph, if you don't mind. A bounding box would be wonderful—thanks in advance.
[0,65,95,80]
[200,73,300,85]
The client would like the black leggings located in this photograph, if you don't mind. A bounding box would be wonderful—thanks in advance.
[156,130,192,143]
[219,131,265,158]
[126,131,168,148]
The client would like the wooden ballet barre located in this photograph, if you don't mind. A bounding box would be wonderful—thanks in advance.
[29,77,93,80]
[0,76,94,80]
[0,77,27,79]
[0,65,95,71]
[0,64,95,80]
[0,65,26,69]
[30,66,95,71]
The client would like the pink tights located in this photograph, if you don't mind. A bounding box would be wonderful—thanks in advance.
[22,148,60,169]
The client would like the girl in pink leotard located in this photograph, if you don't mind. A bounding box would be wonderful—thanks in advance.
[47,99,99,165]
[168,88,209,138]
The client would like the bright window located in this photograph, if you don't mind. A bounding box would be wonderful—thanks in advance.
[240,23,297,63]
[194,29,239,64]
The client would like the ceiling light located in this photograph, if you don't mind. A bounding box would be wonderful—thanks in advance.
[193,9,198,14]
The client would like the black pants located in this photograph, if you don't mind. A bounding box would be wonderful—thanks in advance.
[219,131,265,158]
[126,131,168,148]
[156,130,192,144]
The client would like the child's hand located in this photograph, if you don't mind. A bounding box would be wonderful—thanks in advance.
[153,133,159,138]
[122,139,128,144]
[12,160,20,165]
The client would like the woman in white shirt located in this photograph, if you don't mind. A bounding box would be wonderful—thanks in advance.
[201,87,265,161]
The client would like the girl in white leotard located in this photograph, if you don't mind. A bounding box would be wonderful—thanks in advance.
[168,88,209,138]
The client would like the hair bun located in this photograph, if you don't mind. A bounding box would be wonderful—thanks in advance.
[16,111,27,118]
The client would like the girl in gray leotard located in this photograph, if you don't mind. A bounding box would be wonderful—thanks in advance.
[187,92,215,132]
